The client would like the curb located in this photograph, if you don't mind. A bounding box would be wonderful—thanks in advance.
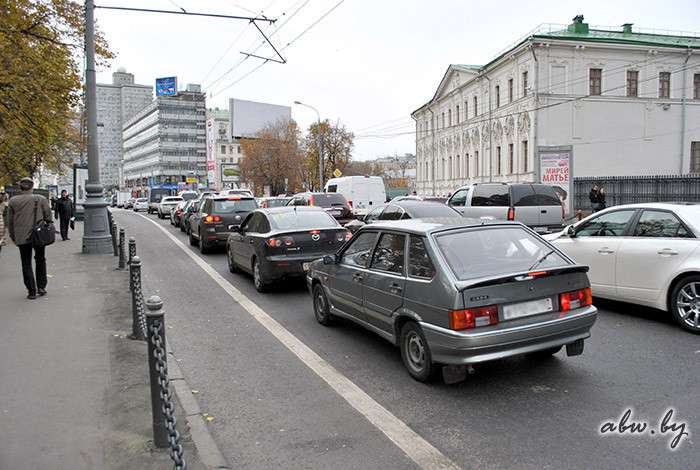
[167,344,231,470]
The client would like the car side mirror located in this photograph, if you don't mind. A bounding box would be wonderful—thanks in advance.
[323,254,337,265]
[567,225,576,238]
[232,225,242,233]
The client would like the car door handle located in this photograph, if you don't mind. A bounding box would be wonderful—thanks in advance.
[657,248,678,256]
[597,248,615,254]
[352,273,364,282]
[389,282,403,294]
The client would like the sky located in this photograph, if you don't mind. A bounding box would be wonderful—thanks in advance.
[94,0,700,161]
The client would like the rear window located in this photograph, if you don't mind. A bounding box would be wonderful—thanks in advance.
[265,198,289,208]
[212,199,257,213]
[471,185,509,207]
[162,197,183,203]
[406,203,459,219]
[532,184,562,206]
[311,193,347,207]
[136,198,147,202]
[270,211,338,230]
[435,226,569,280]
[180,193,198,201]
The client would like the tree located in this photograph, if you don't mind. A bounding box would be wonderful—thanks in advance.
[0,0,113,186]
[238,119,304,196]
[303,119,354,190]
[344,160,385,178]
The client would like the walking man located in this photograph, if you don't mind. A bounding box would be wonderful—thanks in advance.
[7,178,53,299]
[54,190,73,241]
[589,184,600,212]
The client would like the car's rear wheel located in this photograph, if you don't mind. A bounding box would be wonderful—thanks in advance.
[312,283,333,326]
[253,258,268,293]
[188,228,198,246]
[670,275,700,334]
[180,222,186,233]
[227,246,238,273]
[399,322,435,382]
[199,238,210,254]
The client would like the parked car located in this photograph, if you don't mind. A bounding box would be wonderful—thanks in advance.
[147,188,171,214]
[324,175,387,216]
[178,190,199,201]
[189,196,257,253]
[133,197,148,212]
[307,218,598,382]
[447,183,564,233]
[287,192,354,225]
[346,200,461,233]
[125,197,135,209]
[545,203,700,334]
[170,200,188,227]
[220,188,254,198]
[157,196,183,219]
[259,196,292,208]
[179,199,200,233]
[227,206,352,292]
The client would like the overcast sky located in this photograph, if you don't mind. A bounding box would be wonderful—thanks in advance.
[94,0,700,161]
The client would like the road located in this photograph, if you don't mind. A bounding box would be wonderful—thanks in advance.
[114,209,699,470]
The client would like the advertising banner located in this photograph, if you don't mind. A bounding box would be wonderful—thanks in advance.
[221,163,239,183]
[206,117,216,186]
[538,146,573,217]
[155,76,177,96]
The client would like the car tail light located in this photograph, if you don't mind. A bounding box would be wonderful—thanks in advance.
[559,288,593,313]
[309,195,315,206]
[310,230,321,234]
[449,305,499,330]
[507,207,515,221]
[267,238,282,247]
[282,236,294,246]
[205,215,221,223]
[347,200,353,207]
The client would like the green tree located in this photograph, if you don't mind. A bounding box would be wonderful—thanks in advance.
[303,120,354,190]
[0,0,113,186]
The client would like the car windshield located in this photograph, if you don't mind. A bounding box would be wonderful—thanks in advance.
[435,226,569,280]
[312,193,347,207]
[407,203,459,218]
[266,198,290,208]
[269,210,338,230]
[212,199,257,213]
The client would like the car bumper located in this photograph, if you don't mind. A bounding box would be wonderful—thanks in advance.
[261,255,325,280]
[420,305,597,365]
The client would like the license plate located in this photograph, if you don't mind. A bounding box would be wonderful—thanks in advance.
[502,298,553,320]
[302,262,311,272]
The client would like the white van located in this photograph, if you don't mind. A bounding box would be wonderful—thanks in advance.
[324,176,386,216]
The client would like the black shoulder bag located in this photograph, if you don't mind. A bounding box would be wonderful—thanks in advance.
[31,197,56,247]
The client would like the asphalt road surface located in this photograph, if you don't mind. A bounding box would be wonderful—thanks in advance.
[114,209,699,470]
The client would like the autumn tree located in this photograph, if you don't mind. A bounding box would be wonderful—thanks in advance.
[303,120,354,190]
[0,0,113,186]
[239,119,304,196]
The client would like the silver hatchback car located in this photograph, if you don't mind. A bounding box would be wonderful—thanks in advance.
[307,218,598,382]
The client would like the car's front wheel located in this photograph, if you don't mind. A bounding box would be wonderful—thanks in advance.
[670,275,700,334]
[399,322,435,382]
[313,283,333,326]
[253,258,268,293]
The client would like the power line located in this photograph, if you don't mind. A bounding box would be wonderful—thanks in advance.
[93,5,275,23]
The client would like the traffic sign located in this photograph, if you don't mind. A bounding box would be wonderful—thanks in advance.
[333,168,342,178]
[186,177,197,183]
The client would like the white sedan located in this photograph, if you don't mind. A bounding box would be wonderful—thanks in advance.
[545,203,700,334]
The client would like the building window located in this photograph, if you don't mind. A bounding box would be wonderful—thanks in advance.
[455,155,460,179]
[589,68,602,96]
[694,73,700,99]
[508,143,514,174]
[465,153,469,178]
[508,78,513,103]
[495,85,500,108]
[691,142,700,173]
[496,146,501,175]
[464,101,468,120]
[522,140,529,172]
[627,70,639,97]
[448,109,452,127]
[659,72,671,99]
[475,150,479,176]
[237,146,241,154]
[473,96,478,117]
[522,71,528,97]
[441,112,445,128]
[456,105,460,124]
[221,145,226,154]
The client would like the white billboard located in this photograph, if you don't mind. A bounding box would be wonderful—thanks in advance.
[206,117,216,186]
[229,98,291,138]
[538,146,573,217]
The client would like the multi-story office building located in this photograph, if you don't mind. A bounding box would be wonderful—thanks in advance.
[96,69,152,189]
[412,16,700,196]
[122,85,206,190]
[206,108,244,190]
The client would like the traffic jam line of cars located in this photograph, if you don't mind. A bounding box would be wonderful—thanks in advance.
[136,185,699,383]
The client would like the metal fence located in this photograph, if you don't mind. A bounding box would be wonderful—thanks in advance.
[574,175,700,210]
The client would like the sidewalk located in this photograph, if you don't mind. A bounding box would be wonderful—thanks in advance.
[0,226,203,469]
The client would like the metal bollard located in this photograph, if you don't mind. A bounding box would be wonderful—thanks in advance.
[129,256,146,340]
[145,296,187,469]
[128,237,136,266]
[118,228,126,269]
[112,221,118,256]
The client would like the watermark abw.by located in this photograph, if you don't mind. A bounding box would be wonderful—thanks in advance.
[600,408,690,450]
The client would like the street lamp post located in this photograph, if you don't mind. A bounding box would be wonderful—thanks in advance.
[294,101,324,190]
[82,0,112,253]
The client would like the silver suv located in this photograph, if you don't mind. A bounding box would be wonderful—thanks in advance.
[447,183,564,234]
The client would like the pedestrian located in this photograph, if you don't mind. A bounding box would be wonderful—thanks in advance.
[0,191,7,253]
[597,186,607,211]
[7,178,53,299]
[411,191,417,196]
[54,189,73,241]
[589,184,600,212]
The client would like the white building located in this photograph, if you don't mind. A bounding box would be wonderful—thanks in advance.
[96,69,153,189]
[206,108,244,190]
[412,16,700,196]
[122,85,206,190]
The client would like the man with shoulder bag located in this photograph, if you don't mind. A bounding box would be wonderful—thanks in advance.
[7,178,54,300]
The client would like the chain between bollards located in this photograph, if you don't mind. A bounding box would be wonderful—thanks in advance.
[129,256,147,340]
[118,228,126,269]
[145,296,186,470]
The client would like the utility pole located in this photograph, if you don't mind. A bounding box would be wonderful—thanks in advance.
[294,101,324,190]
[82,0,112,253]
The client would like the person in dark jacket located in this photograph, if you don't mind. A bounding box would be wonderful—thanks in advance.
[589,184,600,212]
[54,190,73,241]
[597,186,607,211]
[7,178,53,299]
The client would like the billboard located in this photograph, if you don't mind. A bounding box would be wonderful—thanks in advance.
[155,76,177,96]
[538,146,573,217]
[229,98,291,138]
[221,163,240,183]
[206,117,216,185]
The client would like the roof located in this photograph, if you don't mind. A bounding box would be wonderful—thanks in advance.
[363,218,520,236]
[533,27,700,50]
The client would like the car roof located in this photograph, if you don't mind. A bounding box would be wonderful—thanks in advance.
[211,195,254,200]
[364,217,522,235]
[258,206,326,214]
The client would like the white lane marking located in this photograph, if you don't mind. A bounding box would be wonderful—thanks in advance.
[133,212,460,470]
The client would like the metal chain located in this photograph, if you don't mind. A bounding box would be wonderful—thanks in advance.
[149,319,186,470]
[137,291,148,338]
